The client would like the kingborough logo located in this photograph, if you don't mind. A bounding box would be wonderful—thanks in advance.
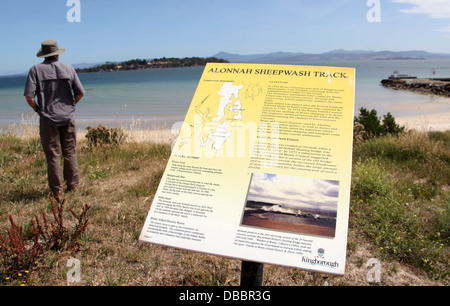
[317,248,325,258]
[301,248,339,269]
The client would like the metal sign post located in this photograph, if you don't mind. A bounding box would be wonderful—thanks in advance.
[240,261,264,286]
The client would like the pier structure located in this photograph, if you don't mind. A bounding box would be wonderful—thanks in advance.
[381,77,450,97]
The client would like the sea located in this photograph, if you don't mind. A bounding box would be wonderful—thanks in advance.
[1,60,450,133]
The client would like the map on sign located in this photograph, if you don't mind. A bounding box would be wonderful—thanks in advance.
[197,82,244,151]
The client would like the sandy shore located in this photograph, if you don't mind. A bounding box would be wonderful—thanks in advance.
[4,103,448,142]
[123,106,450,143]
[242,214,336,238]
[388,104,450,131]
[121,128,176,143]
[85,110,449,144]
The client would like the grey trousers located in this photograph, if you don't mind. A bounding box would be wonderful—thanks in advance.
[39,118,79,193]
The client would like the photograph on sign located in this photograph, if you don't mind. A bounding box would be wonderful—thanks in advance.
[241,173,338,238]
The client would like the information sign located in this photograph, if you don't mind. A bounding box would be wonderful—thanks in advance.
[140,63,355,275]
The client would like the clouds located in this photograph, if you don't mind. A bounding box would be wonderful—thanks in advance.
[391,0,450,19]
[390,0,450,40]
[247,173,339,211]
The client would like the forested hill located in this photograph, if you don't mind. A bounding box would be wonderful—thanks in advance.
[76,57,229,73]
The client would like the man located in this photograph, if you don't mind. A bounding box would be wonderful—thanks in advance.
[24,39,85,196]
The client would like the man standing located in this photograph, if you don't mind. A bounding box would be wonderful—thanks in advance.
[24,39,85,196]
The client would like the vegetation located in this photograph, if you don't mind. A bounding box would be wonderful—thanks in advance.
[0,112,448,285]
[354,107,405,140]
[351,130,449,280]
[0,189,90,285]
[85,125,127,148]
[76,56,229,73]
[351,110,448,280]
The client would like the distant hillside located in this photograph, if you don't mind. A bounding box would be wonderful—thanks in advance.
[71,50,450,74]
[75,56,228,73]
[214,50,450,63]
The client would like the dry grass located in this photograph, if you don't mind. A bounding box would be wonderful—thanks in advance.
[0,125,447,286]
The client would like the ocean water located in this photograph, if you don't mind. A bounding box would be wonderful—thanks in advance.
[1,60,450,133]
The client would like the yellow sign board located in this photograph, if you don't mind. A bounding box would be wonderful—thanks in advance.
[140,63,355,275]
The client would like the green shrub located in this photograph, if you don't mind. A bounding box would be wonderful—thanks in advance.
[381,112,405,135]
[354,107,404,139]
[85,125,127,147]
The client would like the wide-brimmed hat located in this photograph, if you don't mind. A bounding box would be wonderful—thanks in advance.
[36,39,66,58]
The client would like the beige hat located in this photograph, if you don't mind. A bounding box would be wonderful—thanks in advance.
[36,39,66,58]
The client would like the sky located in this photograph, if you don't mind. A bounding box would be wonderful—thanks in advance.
[247,173,340,211]
[1,0,449,76]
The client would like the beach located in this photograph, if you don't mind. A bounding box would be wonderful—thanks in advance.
[97,107,450,145]
[126,107,450,146]
[380,76,450,131]
[119,103,450,143]
[241,212,336,238]
[391,104,450,131]
[6,99,448,146]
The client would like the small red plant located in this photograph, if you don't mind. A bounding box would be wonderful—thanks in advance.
[1,195,90,283]
[0,215,42,282]
[34,196,90,251]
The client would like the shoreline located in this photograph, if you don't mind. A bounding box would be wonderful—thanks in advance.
[2,113,448,142]
[391,105,450,132]
[2,103,449,140]
[396,113,450,132]
[379,77,450,131]
[242,213,336,238]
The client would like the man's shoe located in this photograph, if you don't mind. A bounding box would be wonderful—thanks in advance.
[64,187,77,193]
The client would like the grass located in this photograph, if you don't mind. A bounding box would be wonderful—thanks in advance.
[351,130,449,280]
[0,127,448,286]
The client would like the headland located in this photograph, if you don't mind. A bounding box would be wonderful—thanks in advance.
[76,57,229,73]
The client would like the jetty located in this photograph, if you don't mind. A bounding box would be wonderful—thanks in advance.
[381,75,450,97]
